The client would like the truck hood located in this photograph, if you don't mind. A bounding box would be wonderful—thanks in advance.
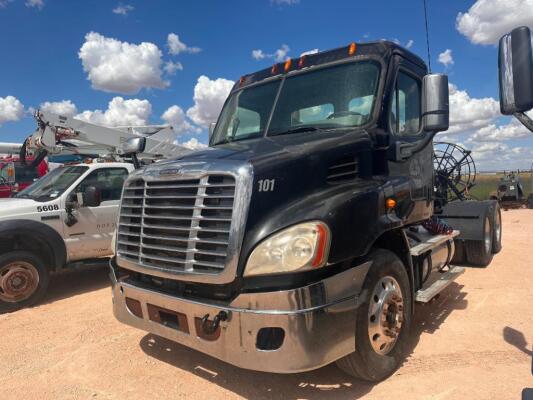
[0,198,50,220]
[173,128,373,165]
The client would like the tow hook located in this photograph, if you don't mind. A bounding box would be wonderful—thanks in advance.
[201,310,229,334]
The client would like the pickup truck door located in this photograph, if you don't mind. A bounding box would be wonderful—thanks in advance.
[62,167,129,262]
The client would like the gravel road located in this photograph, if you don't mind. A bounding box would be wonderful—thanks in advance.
[1,210,532,400]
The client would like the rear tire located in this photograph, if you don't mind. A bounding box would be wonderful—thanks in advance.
[465,215,493,267]
[491,203,502,254]
[336,249,411,382]
[451,240,465,264]
[0,251,49,313]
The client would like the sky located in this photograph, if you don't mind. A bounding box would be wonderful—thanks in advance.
[1,0,533,170]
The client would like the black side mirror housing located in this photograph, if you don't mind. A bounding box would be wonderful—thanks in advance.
[83,186,101,207]
[499,26,533,115]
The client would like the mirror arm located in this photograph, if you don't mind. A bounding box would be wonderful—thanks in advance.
[513,112,533,133]
[393,131,438,161]
[131,153,141,169]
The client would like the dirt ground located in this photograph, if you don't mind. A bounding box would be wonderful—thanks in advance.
[1,210,532,400]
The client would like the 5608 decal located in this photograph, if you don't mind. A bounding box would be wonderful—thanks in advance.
[37,204,60,212]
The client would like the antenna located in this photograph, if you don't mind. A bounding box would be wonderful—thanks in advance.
[423,0,432,72]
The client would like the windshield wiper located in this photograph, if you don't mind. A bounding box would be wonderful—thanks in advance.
[269,126,321,137]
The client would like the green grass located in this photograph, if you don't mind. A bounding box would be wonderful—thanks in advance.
[469,172,533,200]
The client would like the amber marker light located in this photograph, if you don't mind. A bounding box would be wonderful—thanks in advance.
[311,223,330,268]
[348,42,357,55]
[271,64,279,75]
[284,58,292,72]
[386,198,397,210]
[298,55,306,69]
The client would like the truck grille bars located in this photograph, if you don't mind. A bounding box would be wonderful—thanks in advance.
[117,174,236,274]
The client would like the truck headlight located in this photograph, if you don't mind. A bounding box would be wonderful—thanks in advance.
[244,221,330,276]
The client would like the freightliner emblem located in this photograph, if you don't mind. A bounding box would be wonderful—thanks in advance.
[159,168,181,176]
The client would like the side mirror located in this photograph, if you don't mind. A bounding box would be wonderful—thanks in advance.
[121,137,146,155]
[209,122,216,141]
[82,186,101,207]
[498,26,533,115]
[422,74,449,132]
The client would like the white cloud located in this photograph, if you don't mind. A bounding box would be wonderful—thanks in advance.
[78,32,168,94]
[300,48,319,56]
[161,105,198,134]
[167,33,201,55]
[0,0,14,8]
[0,96,24,126]
[25,0,44,9]
[75,97,151,127]
[163,61,183,75]
[468,141,533,170]
[251,44,290,62]
[448,83,500,134]
[456,0,533,45]
[274,44,290,62]
[438,49,454,67]
[112,3,134,15]
[252,49,266,60]
[40,100,78,117]
[271,0,300,5]
[406,39,414,49]
[186,75,234,127]
[180,137,208,150]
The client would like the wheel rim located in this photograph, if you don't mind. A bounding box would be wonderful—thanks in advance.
[0,261,40,303]
[368,276,404,355]
[484,216,492,254]
[494,210,501,244]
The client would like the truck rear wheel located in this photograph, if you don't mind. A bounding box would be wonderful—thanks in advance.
[465,215,493,267]
[491,204,502,254]
[0,251,49,313]
[336,249,411,382]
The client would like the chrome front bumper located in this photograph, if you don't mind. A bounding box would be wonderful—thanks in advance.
[110,261,370,373]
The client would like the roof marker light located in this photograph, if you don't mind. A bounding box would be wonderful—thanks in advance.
[348,42,357,56]
[298,55,306,69]
[271,64,279,75]
[239,76,246,86]
[284,58,292,72]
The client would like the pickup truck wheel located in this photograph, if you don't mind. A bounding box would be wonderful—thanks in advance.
[0,251,49,313]
[336,249,411,382]
[492,204,502,254]
[465,215,493,267]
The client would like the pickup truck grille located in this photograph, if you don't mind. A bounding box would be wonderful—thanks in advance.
[117,174,235,274]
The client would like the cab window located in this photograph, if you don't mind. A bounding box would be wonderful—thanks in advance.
[75,168,129,202]
[390,71,421,135]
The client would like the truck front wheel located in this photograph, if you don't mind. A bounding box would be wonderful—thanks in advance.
[0,251,49,313]
[336,249,412,382]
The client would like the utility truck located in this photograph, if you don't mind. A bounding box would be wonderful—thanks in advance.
[0,112,190,312]
[110,39,510,381]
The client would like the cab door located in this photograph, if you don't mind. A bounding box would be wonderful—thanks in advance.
[387,56,434,224]
[62,167,128,262]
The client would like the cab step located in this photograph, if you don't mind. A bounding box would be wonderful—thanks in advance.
[409,230,460,256]
[415,266,465,303]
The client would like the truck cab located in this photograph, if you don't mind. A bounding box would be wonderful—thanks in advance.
[0,156,48,198]
[110,41,498,381]
[0,161,134,313]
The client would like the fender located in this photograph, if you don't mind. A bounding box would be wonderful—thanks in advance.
[0,219,67,270]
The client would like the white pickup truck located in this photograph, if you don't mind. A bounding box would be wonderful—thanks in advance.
[0,160,134,312]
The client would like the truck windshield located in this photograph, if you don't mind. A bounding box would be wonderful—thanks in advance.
[211,60,380,145]
[14,166,88,202]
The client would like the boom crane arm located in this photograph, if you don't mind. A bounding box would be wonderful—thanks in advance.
[23,110,192,163]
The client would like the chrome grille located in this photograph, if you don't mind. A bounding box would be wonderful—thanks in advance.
[117,174,236,274]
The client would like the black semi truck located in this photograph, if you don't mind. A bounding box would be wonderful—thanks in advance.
[108,33,532,381]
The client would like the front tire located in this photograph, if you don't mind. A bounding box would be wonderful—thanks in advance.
[336,249,411,382]
[0,251,49,313]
